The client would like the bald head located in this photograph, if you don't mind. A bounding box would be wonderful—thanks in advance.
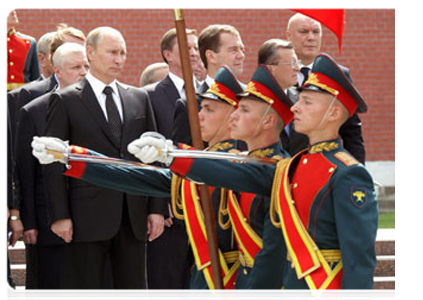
[285,13,322,65]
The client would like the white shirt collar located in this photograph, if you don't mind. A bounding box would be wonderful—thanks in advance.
[205,74,214,88]
[86,71,119,98]
[168,72,185,97]
[299,62,313,70]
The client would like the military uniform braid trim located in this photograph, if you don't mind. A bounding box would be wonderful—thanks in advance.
[171,174,185,220]
[270,158,291,228]
[218,189,231,230]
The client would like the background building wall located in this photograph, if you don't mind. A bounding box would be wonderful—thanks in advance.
[13,8,395,162]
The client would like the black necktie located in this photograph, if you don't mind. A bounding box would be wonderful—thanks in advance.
[299,67,310,86]
[103,86,122,147]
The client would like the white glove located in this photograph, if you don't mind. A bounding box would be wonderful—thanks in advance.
[31,136,69,165]
[127,132,174,165]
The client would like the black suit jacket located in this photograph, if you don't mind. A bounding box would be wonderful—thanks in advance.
[15,91,64,246]
[7,75,58,143]
[281,66,366,164]
[43,78,167,242]
[143,75,180,139]
[172,82,208,145]
[4,102,16,208]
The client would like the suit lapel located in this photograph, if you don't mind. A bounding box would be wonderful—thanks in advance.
[77,78,120,150]
[117,82,133,151]
[197,81,209,94]
[161,76,180,105]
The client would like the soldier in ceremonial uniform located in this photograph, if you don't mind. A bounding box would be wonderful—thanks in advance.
[124,64,295,289]
[130,53,378,289]
[32,66,244,289]
[7,10,39,91]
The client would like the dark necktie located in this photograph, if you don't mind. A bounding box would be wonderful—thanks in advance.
[103,86,122,147]
[299,66,310,86]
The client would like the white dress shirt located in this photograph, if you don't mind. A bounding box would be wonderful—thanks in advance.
[204,74,214,89]
[85,72,123,121]
[297,62,313,86]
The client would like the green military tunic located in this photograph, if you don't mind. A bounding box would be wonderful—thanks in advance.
[171,141,290,289]
[169,138,378,289]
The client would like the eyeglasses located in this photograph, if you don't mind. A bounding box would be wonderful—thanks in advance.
[269,60,300,67]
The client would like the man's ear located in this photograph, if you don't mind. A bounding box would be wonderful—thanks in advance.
[284,29,291,40]
[86,45,95,62]
[328,105,343,122]
[263,113,276,130]
[53,65,61,81]
[163,49,172,64]
[205,49,216,65]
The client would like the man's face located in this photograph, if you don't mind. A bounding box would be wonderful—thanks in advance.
[167,34,199,71]
[268,48,300,89]
[230,98,268,140]
[286,17,322,64]
[7,10,18,30]
[87,32,126,84]
[290,90,333,135]
[213,32,245,77]
[198,99,233,142]
[56,52,89,88]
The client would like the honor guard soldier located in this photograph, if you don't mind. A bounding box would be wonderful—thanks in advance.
[7,10,39,91]
[129,53,378,289]
[130,64,295,289]
[32,65,245,289]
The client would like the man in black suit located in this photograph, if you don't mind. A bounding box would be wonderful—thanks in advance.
[15,43,89,288]
[141,28,200,289]
[172,24,245,145]
[7,26,87,289]
[282,13,366,164]
[43,27,166,289]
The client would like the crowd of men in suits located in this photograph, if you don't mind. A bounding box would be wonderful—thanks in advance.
[7,10,371,290]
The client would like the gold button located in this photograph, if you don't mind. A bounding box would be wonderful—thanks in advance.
[26,40,30,44]
[329,167,335,173]
[243,217,247,222]
[243,268,248,275]
[7,37,10,41]
[303,158,308,164]
[293,183,298,189]
[9,49,13,53]
[10,75,15,80]
[10,62,14,66]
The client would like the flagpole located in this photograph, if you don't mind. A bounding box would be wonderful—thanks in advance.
[174,9,224,289]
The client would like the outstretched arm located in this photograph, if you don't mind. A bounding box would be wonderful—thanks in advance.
[32,136,173,198]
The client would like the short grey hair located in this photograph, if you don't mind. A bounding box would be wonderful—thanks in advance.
[52,42,86,68]
[37,31,56,55]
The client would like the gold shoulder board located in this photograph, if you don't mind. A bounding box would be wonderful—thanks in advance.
[333,151,359,167]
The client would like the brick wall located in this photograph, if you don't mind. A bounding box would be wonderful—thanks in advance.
[13,9,395,161]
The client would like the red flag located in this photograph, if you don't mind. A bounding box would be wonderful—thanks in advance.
[292,9,345,53]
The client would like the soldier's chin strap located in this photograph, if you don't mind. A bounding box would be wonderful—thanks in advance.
[314,95,338,132]
[207,105,235,146]
[251,103,272,139]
